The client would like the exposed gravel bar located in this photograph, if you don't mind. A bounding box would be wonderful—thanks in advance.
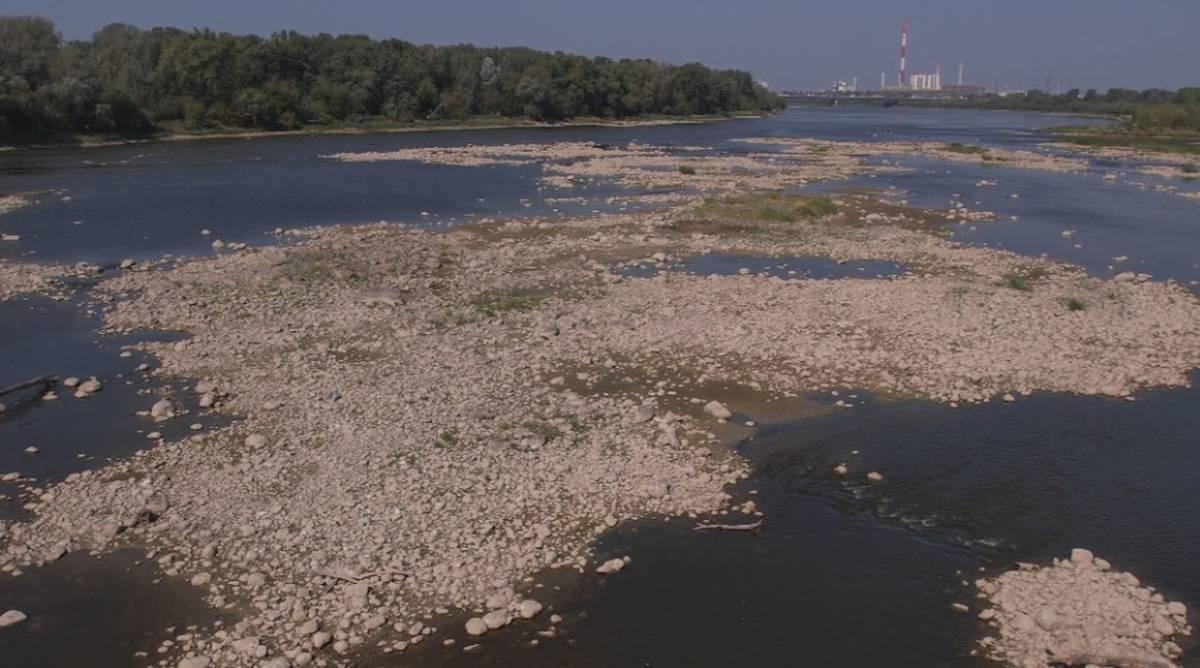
[2,151,1198,667]
[974,549,1191,667]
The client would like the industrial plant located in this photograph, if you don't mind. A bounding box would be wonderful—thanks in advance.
[823,20,986,98]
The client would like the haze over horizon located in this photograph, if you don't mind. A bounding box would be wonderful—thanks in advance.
[6,0,1200,92]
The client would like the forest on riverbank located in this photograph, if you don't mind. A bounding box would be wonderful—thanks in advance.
[0,16,783,143]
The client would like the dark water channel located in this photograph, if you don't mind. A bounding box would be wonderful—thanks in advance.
[619,252,907,280]
[2,107,1199,666]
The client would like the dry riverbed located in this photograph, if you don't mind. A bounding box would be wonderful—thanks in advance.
[2,158,1199,667]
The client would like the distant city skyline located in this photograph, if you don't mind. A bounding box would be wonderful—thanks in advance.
[6,0,1199,91]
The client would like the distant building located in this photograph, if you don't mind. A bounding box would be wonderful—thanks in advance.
[831,80,857,93]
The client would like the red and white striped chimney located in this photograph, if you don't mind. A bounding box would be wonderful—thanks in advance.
[899,20,908,87]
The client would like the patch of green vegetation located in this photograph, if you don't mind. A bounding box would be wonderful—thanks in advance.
[1066,297,1087,311]
[276,249,368,286]
[944,142,990,155]
[469,289,545,317]
[568,416,593,435]
[1059,129,1200,156]
[694,192,839,224]
[433,429,460,449]
[522,420,563,442]
[1003,274,1034,292]
[678,164,696,175]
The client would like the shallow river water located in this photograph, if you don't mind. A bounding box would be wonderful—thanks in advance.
[2,107,1199,667]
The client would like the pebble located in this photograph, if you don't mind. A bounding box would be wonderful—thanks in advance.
[866,471,883,482]
[517,599,544,619]
[833,463,848,476]
[596,558,626,574]
[1069,547,1094,566]
[702,401,732,420]
[311,631,332,648]
[0,609,28,628]
[482,610,511,630]
[245,434,268,448]
[465,618,488,636]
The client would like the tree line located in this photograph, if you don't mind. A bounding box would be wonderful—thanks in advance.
[0,16,783,141]
[923,88,1200,131]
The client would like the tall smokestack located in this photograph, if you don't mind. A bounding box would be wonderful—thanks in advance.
[899,20,908,87]
[958,62,964,86]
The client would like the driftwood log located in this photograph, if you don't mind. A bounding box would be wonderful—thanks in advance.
[693,519,763,532]
[0,375,56,399]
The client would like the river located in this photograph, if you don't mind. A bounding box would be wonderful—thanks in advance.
[1,106,1198,667]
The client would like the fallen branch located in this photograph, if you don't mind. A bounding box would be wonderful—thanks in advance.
[0,375,56,399]
[693,519,763,532]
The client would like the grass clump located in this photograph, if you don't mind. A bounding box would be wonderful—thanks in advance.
[696,192,838,224]
[678,164,697,175]
[1003,274,1034,292]
[468,289,544,317]
[522,420,563,442]
[1066,297,1087,311]
[433,429,460,449]
[944,142,990,155]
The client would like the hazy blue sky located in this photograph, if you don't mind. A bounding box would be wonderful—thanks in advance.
[8,0,1199,91]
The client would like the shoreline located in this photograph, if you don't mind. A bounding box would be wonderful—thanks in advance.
[0,113,767,153]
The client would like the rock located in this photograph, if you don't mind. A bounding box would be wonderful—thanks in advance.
[951,603,969,613]
[212,239,227,252]
[145,495,169,515]
[1150,615,1175,636]
[482,610,511,630]
[120,259,136,269]
[633,405,656,423]
[0,609,28,628]
[311,631,332,648]
[151,399,175,419]
[245,434,268,448]
[198,392,216,408]
[77,378,102,394]
[233,637,261,655]
[1002,393,1015,403]
[62,377,80,388]
[297,620,320,636]
[596,558,625,574]
[1114,271,1137,282]
[1069,547,1094,566]
[465,618,488,636]
[517,599,543,619]
[195,380,216,394]
[1034,607,1059,630]
[703,401,732,420]
[833,463,848,476]
[363,614,387,631]
[261,658,290,668]
[1166,601,1186,617]
[190,572,212,586]
[178,658,210,668]
[866,471,883,482]
[978,608,996,621]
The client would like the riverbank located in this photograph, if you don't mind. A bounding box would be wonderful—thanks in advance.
[3,160,1198,666]
[0,113,766,152]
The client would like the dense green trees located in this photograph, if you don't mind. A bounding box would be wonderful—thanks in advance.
[942,88,1200,131]
[0,16,782,140]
